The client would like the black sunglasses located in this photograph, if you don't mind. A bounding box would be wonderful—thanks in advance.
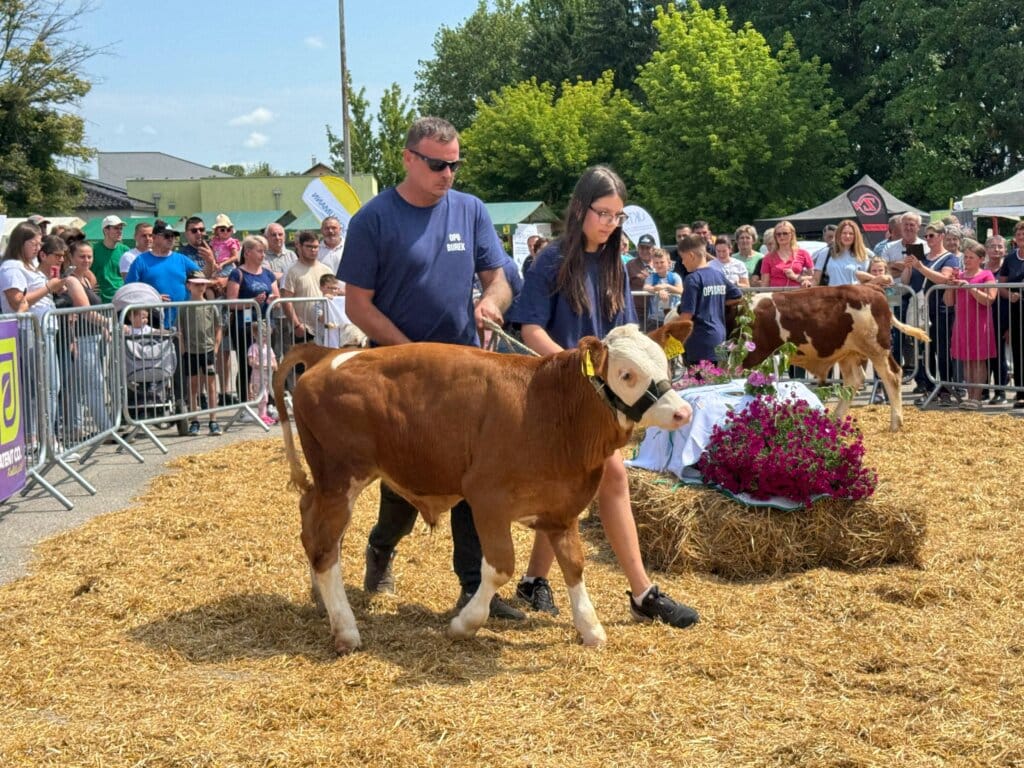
[409,148,462,174]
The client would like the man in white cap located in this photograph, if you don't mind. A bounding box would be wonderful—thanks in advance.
[92,215,128,302]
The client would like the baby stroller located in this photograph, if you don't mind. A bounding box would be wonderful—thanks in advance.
[123,329,178,422]
[113,283,188,433]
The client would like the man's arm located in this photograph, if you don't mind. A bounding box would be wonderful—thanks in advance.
[345,285,411,346]
[475,266,512,328]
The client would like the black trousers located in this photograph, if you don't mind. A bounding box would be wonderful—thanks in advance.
[1010,307,1024,402]
[368,482,483,592]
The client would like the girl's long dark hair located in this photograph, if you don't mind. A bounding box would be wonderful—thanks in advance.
[556,165,628,319]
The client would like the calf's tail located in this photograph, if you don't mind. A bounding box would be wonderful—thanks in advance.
[272,343,338,492]
[891,313,931,343]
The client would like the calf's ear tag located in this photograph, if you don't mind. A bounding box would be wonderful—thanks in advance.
[664,336,684,360]
[583,350,595,377]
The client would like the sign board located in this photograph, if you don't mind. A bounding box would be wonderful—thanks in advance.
[301,176,362,229]
[622,205,660,248]
[846,185,889,247]
[512,223,553,269]
[0,319,27,501]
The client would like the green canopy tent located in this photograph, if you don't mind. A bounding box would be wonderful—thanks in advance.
[82,215,184,247]
[483,201,559,231]
[190,210,295,235]
[283,210,322,232]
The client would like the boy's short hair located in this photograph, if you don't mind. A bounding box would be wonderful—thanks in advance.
[649,247,670,262]
[319,273,339,288]
[677,234,707,256]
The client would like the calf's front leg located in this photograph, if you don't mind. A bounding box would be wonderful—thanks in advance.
[548,523,606,647]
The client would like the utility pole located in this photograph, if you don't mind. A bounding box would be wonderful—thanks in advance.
[338,0,352,182]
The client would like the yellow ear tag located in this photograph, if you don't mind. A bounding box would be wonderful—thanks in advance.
[664,336,684,360]
[583,350,595,377]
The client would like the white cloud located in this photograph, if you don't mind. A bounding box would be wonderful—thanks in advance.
[229,107,275,127]
[244,132,269,149]
[141,125,157,135]
[304,36,324,49]
[114,123,125,135]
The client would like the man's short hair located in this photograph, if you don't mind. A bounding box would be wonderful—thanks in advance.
[901,212,922,226]
[823,224,838,235]
[185,216,204,229]
[319,273,339,288]
[986,235,1006,246]
[296,230,319,247]
[134,221,153,235]
[691,219,709,231]
[406,116,458,148]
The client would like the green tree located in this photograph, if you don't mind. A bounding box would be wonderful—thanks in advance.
[524,0,660,98]
[327,80,416,189]
[630,3,850,231]
[0,0,95,214]
[459,73,636,208]
[415,0,529,131]
[722,0,1024,208]
[211,162,279,177]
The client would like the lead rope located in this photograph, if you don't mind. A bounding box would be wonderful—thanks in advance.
[481,318,540,356]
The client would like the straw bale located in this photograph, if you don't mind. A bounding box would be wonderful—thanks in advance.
[628,475,926,579]
[1,407,1023,767]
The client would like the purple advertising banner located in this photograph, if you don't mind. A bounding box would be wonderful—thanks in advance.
[0,318,27,501]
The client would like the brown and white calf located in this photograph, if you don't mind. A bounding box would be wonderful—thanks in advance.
[739,284,930,431]
[273,320,694,653]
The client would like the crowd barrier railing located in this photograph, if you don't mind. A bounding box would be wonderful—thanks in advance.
[916,281,1022,409]
[1,312,76,509]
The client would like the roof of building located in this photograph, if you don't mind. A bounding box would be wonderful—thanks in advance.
[79,178,157,213]
[98,151,231,187]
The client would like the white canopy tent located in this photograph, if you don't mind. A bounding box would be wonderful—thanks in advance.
[961,169,1024,216]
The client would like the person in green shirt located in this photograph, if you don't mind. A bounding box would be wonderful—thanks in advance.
[91,215,128,302]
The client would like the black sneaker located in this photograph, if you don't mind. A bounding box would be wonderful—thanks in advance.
[363,544,396,594]
[454,590,525,620]
[628,585,699,629]
[515,577,560,615]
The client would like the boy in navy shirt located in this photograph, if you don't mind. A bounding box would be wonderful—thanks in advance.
[676,234,743,366]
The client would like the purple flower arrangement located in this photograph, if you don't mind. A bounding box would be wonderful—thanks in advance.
[696,395,877,505]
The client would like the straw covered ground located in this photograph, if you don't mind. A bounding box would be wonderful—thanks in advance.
[1,407,1023,767]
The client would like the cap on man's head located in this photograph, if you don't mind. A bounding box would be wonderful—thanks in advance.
[637,234,656,247]
[27,214,51,225]
[102,215,125,228]
[152,220,180,238]
[214,213,233,230]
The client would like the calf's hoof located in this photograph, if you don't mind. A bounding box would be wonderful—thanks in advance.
[579,624,608,647]
[332,628,361,655]
[448,615,483,640]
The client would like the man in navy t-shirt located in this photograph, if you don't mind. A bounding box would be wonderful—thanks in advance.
[675,234,743,366]
[338,116,521,618]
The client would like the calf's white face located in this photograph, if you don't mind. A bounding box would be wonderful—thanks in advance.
[603,326,692,430]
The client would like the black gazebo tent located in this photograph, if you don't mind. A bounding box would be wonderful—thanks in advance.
[755,175,927,238]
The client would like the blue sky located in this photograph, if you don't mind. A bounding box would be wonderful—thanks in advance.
[73,0,481,175]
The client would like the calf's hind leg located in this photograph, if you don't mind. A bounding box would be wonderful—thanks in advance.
[548,523,606,647]
[449,508,514,640]
[301,479,367,654]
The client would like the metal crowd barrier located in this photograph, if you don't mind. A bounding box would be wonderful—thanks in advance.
[915,281,1022,409]
[1,312,76,509]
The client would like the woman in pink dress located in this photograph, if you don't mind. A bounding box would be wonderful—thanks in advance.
[760,220,815,288]
[945,242,997,408]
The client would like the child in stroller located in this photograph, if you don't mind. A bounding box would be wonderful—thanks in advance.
[123,308,179,422]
